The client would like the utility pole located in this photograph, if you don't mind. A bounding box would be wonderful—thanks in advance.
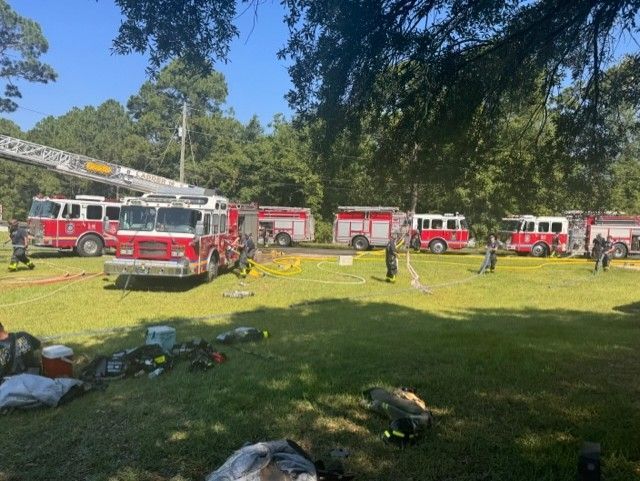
[179,101,187,183]
[410,142,419,213]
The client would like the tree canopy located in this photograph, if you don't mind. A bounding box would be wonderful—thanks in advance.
[0,0,56,112]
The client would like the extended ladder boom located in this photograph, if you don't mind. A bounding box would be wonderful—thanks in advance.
[0,134,210,195]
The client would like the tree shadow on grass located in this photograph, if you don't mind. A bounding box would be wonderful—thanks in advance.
[613,301,640,315]
[1,302,639,481]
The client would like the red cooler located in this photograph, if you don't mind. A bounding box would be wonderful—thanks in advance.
[42,345,74,378]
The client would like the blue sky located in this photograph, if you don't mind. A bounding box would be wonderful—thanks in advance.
[4,0,293,131]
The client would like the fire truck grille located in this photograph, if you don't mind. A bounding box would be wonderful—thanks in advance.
[138,241,168,258]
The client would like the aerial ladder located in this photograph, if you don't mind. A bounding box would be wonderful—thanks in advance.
[0,134,211,195]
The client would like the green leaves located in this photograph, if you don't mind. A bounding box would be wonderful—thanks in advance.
[0,0,56,112]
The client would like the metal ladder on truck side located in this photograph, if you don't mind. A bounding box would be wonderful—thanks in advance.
[0,134,210,195]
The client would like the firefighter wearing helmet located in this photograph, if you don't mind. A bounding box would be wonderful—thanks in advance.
[238,232,256,278]
[7,219,35,272]
[385,232,400,282]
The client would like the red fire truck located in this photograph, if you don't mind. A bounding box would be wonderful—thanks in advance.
[410,213,472,253]
[27,195,121,257]
[500,215,569,257]
[104,192,236,281]
[500,214,640,258]
[258,206,315,247]
[333,206,409,250]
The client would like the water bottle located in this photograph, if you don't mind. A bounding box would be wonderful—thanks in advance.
[148,367,164,379]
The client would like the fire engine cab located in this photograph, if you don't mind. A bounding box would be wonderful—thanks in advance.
[28,195,120,257]
[411,213,471,253]
[333,206,409,250]
[258,206,315,247]
[104,192,234,281]
[500,215,569,257]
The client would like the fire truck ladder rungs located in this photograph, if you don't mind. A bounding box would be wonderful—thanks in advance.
[0,134,211,195]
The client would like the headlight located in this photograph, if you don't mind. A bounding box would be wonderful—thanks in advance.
[171,245,186,257]
[120,243,134,255]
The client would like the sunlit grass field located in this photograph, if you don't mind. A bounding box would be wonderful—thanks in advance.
[0,237,639,481]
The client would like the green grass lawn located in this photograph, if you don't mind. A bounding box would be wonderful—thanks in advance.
[0,240,639,481]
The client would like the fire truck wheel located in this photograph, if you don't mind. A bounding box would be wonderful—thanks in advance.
[352,236,369,251]
[275,233,292,247]
[410,236,421,251]
[612,243,628,259]
[429,239,447,254]
[531,243,548,257]
[77,234,104,257]
[206,255,219,282]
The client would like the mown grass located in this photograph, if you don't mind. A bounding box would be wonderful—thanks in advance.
[0,239,639,481]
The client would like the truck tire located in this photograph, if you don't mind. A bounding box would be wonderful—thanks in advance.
[77,234,103,257]
[206,254,219,283]
[612,242,628,259]
[429,239,447,254]
[275,232,292,247]
[531,243,547,257]
[410,235,421,251]
[352,236,369,251]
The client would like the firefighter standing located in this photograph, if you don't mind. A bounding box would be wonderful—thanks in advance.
[601,235,615,272]
[551,233,560,257]
[385,233,399,282]
[478,234,499,274]
[592,234,605,273]
[238,233,256,277]
[7,219,35,272]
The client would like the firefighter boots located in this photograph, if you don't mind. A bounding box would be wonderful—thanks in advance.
[8,262,18,272]
[27,261,35,270]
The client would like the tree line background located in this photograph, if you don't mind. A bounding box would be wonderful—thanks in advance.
[1,1,640,241]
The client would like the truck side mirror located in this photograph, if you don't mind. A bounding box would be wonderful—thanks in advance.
[195,221,204,236]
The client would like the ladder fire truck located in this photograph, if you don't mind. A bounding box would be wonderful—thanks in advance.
[0,134,249,279]
[500,214,640,258]
[258,206,315,247]
[410,213,472,254]
[333,206,410,250]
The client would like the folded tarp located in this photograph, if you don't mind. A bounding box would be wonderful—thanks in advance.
[0,373,83,410]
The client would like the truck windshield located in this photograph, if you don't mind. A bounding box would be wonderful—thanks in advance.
[156,208,199,234]
[500,220,521,232]
[460,219,469,229]
[120,206,156,231]
[29,200,61,219]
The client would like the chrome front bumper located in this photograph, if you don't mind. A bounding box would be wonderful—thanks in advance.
[104,258,193,277]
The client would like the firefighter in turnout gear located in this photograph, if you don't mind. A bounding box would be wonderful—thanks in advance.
[592,234,605,273]
[385,233,399,282]
[7,219,35,272]
[238,233,256,278]
[478,234,499,274]
[601,235,615,272]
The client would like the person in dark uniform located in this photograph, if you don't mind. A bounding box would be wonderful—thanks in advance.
[592,234,605,273]
[478,234,499,274]
[0,322,41,378]
[601,235,615,272]
[385,233,399,282]
[238,233,256,277]
[8,219,35,272]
